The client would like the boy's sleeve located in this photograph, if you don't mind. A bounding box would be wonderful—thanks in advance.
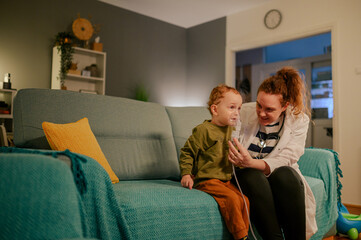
[179,126,203,177]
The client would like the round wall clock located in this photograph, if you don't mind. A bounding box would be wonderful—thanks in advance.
[72,18,94,41]
[264,9,282,29]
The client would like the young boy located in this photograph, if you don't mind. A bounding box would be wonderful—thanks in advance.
[179,84,249,240]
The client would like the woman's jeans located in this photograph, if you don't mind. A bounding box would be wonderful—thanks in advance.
[232,166,306,240]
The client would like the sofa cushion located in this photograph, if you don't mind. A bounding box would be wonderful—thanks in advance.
[42,117,119,184]
[166,106,211,158]
[299,148,339,239]
[113,179,231,239]
[14,89,180,180]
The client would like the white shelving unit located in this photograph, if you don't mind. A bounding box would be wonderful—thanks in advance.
[51,47,106,95]
[0,89,17,145]
[0,89,16,120]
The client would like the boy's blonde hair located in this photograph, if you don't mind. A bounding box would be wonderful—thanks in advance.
[207,84,241,114]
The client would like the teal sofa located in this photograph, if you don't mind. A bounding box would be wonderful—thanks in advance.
[0,89,340,239]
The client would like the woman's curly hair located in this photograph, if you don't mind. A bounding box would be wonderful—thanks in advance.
[258,66,311,117]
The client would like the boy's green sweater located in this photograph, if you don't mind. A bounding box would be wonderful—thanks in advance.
[179,120,233,186]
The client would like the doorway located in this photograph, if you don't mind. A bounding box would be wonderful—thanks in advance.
[235,32,333,149]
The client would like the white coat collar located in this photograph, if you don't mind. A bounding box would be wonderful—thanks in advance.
[240,102,306,150]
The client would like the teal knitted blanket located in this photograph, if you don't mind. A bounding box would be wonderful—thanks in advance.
[0,147,231,240]
[0,151,84,239]
[299,148,342,240]
[0,147,130,239]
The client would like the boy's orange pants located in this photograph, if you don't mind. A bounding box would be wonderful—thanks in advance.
[196,179,250,239]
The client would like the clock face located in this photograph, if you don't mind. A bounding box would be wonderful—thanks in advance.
[264,9,282,29]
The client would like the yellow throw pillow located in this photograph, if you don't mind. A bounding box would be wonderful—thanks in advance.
[42,117,119,184]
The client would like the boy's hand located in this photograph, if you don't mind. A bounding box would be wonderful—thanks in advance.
[181,174,194,190]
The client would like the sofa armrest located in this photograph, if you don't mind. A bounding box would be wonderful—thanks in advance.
[0,152,84,239]
[299,148,341,200]
[299,148,336,180]
[299,148,342,239]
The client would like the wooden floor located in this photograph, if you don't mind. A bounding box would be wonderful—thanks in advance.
[325,236,355,240]
[344,204,361,215]
[324,233,358,240]
[323,204,361,240]
[323,236,348,240]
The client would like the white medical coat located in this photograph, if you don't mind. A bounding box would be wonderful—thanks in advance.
[239,102,317,239]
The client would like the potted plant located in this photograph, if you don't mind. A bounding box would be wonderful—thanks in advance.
[135,84,149,102]
[54,32,74,89]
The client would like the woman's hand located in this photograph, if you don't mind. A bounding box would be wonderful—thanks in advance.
[228,138,271,174]
[228,138,253,168]
[181,174,194,190]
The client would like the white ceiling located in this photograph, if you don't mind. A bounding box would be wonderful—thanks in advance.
[99,0,271,28]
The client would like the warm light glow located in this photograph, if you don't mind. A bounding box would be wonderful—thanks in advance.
[160,89,207,107]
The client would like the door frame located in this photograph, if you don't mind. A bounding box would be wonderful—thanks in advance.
[225,24,338,150]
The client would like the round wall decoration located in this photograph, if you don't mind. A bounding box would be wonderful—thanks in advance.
[264,9,282,29]
[72,18,94,41]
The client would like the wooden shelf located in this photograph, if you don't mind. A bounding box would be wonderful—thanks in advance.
[0,89,16,134]
[51,47,106,94]
[73,46,104,56]
[0,89,16,93]
[0,114,12,119]
[67,73,105,82]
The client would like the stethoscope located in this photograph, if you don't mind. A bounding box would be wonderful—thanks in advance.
[256,114,285,158]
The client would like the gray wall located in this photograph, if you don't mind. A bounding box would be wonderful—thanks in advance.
[0,0,225,106]
[186,18,226,106]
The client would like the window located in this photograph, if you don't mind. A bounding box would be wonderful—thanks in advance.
[311,61,333,119]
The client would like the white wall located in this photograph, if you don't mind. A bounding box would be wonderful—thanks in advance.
[226,0,361,205]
